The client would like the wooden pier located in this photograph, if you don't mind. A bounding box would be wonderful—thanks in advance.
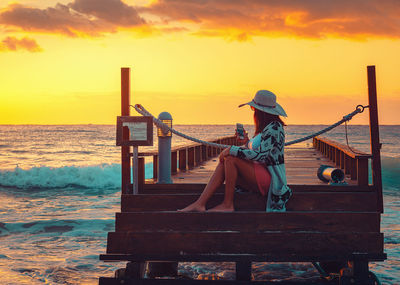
[99,66,386,285]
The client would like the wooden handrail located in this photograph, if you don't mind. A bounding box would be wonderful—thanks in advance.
[137,135,237,156]
[314,137,371,159]
[313,136,370,186]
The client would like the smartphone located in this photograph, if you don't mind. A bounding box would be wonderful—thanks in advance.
[236,123,245,139]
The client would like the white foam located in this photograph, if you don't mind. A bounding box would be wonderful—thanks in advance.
[0,164,122,189]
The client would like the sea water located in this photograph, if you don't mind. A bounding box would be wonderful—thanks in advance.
[0,125,399,284]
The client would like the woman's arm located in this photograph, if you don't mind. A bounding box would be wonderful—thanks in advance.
[229,121,285,166]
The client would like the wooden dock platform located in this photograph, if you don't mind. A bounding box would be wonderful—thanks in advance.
[99,66,386,285]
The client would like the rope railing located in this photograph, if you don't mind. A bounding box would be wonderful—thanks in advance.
[132,104,368,149]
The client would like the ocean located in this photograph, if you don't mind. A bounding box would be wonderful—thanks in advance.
[0,124,399,284]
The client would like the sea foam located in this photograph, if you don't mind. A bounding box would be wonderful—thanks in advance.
[0,163,154,190]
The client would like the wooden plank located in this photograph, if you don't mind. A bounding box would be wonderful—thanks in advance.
[188,147,195,169]
[121,67,131,194]
[138,157,145,191]
[195,145,201,165]
[121,192,378,212]
[357,158,369,186]
[115,212,380,233]
[171,151,177,175]
[179,149,186,171]
[367,65,383,213]
[100,253,387,263]
[153,155,158,180]
[141,183,375,194]
[99,277,339,285]
[106,232,384,255]
[351,158,357,180]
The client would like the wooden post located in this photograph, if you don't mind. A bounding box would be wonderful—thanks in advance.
[350,158,357,180]
[153,155,158,180]
[335,149,340,166]
[340,151,345,169]
[357,158,369,186]
[188,147,195,169]
[171,151,177,175]
[121,68,131,194]
[138,157,145,192]
[179,149,187,171]
[195,145,201,164]
[236,261,252,281]
[367,65,383,213]
[344,155,351,174]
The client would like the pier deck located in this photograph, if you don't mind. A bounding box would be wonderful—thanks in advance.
[99,66,385,285]
[170,145,355,185]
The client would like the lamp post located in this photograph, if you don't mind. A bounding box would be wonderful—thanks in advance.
[157,112,172,183]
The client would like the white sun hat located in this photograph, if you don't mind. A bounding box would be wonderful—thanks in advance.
[239,90,287,117]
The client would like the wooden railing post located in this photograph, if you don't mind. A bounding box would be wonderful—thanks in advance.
[138,157,145,190]
[171,151,177,175]
[153,155,158,180]
[121,67,131,194]
[179,149,187,171]
[367,65,383,212]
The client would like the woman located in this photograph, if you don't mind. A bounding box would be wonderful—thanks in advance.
[179,90,292,212]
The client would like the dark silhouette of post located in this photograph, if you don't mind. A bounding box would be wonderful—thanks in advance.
[121,68,131,194]
[367,65,383,213]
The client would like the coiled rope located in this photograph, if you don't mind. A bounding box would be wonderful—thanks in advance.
[132,104,368,148]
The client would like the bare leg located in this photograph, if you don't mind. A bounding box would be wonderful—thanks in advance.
[178,161,225,212]
[208,157,258,212]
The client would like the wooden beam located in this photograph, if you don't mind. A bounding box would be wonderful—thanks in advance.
[106,232,384,255]
[121,192,378,212]
[140,183,375,194]
[367,65,383,213]
[121,67,131,194]
[115,212,380,233]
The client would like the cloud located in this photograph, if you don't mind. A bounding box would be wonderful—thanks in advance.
[143,0,400,40]
[69,0,145,26]
[0,0,399,40]
[0,36,42,52]
[0,0,146,37]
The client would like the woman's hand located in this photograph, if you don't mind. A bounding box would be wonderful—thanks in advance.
[235,130,249,146]
[219,147,231,163]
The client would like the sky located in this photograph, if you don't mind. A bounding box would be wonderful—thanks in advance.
[0,0,399,125]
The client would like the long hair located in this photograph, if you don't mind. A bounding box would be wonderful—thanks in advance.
[254,108,286,136]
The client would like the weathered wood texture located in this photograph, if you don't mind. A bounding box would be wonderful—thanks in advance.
[367,65,383,213]
[121,192,377,212]
[115,212,380,233]
[121,67,131,194]
[106,232,383,255]
[138,183,374,194]
[99,277,337,285]
[100,253,387,263]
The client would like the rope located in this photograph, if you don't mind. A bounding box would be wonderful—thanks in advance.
[344,108,370,154]
[132,104,230,148]
[132,104,368,148]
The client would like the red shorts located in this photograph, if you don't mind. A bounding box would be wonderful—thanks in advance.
[254,162,271,196]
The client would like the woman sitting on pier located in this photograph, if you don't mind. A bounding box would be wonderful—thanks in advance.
[179,90,292,212]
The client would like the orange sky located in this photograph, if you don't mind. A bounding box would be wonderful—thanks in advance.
[0,0,399,125]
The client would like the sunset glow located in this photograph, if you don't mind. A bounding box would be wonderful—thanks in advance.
[1,0,399,124]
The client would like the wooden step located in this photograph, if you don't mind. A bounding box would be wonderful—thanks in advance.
[114,212,380,233]
[140,184,375,194]
[106,232,384,256]
[121,192,377,212]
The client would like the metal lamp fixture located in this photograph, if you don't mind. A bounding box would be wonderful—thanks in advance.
[157,112,172,137]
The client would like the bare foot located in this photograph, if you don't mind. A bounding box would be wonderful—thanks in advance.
[177,202,206,212]
[207,203,234,212]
